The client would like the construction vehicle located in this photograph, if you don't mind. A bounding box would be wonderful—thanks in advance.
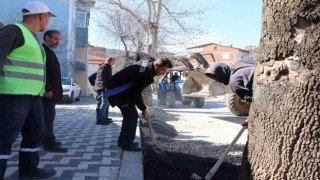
[180,53,250,116]
[157,67,205,108]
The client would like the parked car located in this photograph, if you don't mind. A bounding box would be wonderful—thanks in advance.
[61,77,81,103]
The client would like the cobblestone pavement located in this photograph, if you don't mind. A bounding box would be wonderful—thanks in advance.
[5,97,123,180]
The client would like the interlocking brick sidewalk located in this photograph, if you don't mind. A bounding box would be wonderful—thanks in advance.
[5,97,125,180]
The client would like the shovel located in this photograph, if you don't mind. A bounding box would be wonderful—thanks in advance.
[146,117,171,163]
[191,126,246,180]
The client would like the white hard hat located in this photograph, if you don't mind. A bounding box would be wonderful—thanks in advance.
[22,1,56,17]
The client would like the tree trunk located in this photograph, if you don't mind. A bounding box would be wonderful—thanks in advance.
[245,0,320,179]
[120,37,130,60]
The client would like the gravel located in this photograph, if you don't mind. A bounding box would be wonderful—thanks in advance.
[141,108,245,180]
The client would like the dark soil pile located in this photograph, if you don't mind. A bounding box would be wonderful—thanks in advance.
[141,108,245,180]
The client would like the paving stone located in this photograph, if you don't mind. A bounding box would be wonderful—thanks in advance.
[4,97,123,180]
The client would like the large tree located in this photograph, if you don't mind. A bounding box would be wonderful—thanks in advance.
[94,0,204,56]
[245,0,320,179]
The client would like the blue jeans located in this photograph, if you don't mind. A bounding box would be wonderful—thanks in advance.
[96,90,110,121]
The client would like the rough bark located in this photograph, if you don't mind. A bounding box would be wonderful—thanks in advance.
[246,0,320,179]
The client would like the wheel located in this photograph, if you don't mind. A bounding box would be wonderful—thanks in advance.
[75,91,81,101]
[226,93,250,116]
[67,91,74,104]
[157,88,166,105]
[194,97,204,108]
[166,91,176,108]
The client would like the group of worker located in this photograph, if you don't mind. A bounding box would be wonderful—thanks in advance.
[0,1,69,178]
[0,1,254,179]
[0,1,173,178]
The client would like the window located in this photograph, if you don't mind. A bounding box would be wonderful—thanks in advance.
[214,47,217,50]
[76,11,87,27]
[222,53,230,60]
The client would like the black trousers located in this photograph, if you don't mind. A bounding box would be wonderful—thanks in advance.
[117,102,138,148]
[42,99,57,144]
[0,95,46,178]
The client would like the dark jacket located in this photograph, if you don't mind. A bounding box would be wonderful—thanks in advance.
[205,62,255,103]
[94,63,112,91]
[88,71,97,86]
[229,65,255,103]
[42,43,63,101]
[107,58,156,111]
[205,62,231,85]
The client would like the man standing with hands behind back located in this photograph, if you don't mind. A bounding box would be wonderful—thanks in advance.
[42,30,68,153]
[94,57,116,125]
[0,1,56,179]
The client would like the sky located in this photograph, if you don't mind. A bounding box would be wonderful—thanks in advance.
[89,0,263,55]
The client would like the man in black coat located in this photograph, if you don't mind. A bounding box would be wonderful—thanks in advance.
[107,54,173,151]
[94,57,116,125]
[42,30,67,152]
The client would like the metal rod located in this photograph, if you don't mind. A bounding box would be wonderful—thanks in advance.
[204,126,246,180]
[147,118,156,144]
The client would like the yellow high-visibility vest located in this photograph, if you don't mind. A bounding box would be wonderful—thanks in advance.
[0,23,46,96]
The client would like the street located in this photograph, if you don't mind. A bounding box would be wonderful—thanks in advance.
[5,95,247,179]
[152,95,248,145]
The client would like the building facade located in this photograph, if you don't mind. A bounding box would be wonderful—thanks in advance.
[187,43,255,66]
[1,0,95,97]
[74,0,96,96]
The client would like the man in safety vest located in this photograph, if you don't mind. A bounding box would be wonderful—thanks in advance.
[0,1,57,179]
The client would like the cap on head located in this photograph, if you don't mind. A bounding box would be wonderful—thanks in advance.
[22,1,56,17]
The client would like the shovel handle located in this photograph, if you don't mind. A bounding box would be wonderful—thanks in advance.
[204,126,246,180]
[146,118,156,144]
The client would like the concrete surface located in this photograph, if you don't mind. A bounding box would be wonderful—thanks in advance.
[5,97,143,180]
[153,95,248,145]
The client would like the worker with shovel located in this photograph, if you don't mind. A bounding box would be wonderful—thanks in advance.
[205,62,254,125]
[107,53,173,151]
[194,62,255,179]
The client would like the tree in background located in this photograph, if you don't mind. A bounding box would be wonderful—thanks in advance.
[94,7,144,60]
[243,0,320,179]
[93,0,206,57]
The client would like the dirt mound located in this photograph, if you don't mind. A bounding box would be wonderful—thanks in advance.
[149,107,179,121]
[141,108,244,180]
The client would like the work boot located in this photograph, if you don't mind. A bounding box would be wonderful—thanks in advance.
[44,145,68,153]
[44,141,62,147]
[19,167,56,179]
[43,139,62,147]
